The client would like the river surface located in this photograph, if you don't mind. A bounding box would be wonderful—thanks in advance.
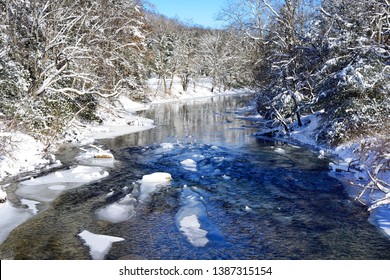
[1,94,390,259]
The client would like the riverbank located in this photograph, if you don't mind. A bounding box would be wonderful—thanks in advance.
[255,112,390,239]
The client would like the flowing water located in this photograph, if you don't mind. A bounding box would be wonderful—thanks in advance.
[1,94,390,259]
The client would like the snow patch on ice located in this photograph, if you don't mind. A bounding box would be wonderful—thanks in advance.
[78,230,125,260]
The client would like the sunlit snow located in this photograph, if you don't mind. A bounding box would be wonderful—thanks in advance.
[138,172,172,201]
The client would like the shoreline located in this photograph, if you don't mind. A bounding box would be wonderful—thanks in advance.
[254,113,390,239]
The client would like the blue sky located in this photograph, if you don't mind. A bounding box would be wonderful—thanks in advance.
[147,0,226,28]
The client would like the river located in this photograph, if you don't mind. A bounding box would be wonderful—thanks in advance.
[1,94,390,259]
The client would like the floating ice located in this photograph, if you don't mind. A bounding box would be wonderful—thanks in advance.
[96,195,136,223]
[274,148,286,154]
[76,146,115,168]
[78,230,125,260]
[16,166,109,202]
[138,172,172,202]
[0,201,32,244]
[179,215,208,247]
[141,172,172,183]
[160,143,174,149]
[175,187,209,247]
[180,159,197,172]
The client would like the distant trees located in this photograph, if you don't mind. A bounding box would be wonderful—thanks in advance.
[145,13,255,96]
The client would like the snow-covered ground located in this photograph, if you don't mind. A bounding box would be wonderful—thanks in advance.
[147,76,254,104]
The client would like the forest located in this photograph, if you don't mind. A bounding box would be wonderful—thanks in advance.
[0,0,389,203]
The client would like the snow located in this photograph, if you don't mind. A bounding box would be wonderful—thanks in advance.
[118,96,150,112]
[138,172,172,201]
[16,166,109,202]
[0,132,53,181]
[180,159,197,172]
[290,114,321,147]
[147,76,254,104]
[96,195,136,223]
[78,230,125,260]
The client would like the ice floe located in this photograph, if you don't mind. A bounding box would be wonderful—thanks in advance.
[96,195,136,223]
[175,187,209,247]
[16,166,109,202]
[0,200,32,244]
[160,143,174,149]
[76,145,115,168]
[180,159,197,172]
[78,230,125,260]
[179,214,208,247]
[138,172,172,202]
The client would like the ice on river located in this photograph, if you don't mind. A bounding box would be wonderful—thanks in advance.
[76,146,115,168]
[175,187,210,247]
[16,166,109,202]
[96,194,136,223]
[180,159,197,172]
[78,230,125,260]
[0,200,32,244]
[138,172,172,202]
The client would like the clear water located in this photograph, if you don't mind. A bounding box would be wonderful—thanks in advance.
[2,94,390,259]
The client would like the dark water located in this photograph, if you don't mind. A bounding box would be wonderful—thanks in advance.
[2,94,390,259]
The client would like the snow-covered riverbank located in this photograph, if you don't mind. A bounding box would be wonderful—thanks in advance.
[256,113,390,239]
